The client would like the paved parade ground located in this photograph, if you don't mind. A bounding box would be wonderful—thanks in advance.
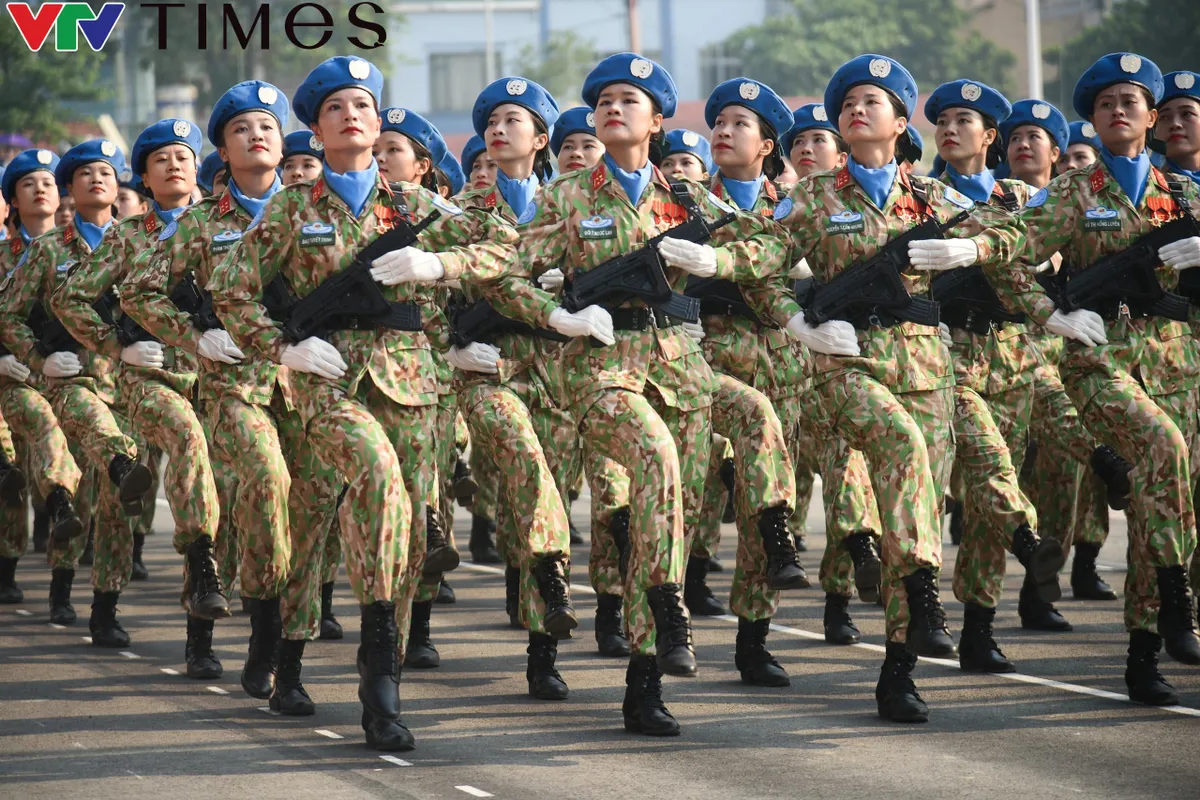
[3,494,1200,800]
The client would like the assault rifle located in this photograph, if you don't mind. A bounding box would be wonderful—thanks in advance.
[931,266,1026,334]
[685,276,766,325]
[115,273,223,347]
[450,298,567,348]
[28,290,120,357]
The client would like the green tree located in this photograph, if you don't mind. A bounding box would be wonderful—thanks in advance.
[1045,0,1200,118]
[514,31,598,107]
[720,0,1016,99]
[0,22,106,139]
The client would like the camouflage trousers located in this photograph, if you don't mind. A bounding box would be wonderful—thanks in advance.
[471,436,500,525]
[133,446,162,537]
[459,381,569,636]
[950,383,1038,608]
[574,387,710,655]
[693,434,731,563]
[810,373,951,644]
[414,394,457,608]
[585,446,632,596]
[0,411,28,559]
[1060,356,1198,633]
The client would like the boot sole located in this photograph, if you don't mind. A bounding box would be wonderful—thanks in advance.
[51,515,84,544]
[1071,586,1118,601]
[0,591,25,604]
[544,609,579,640]
[319,622,345,640]
[824,630,862,646]
[623,718,681,736]
[1128,687,1179,706]
[403,654,440,669]
[470,550,503,565]
[1020,617,1073,632]
[878,706,930,723]
[596,638,633,658]
[362,711,416,752]
[685,599,727,617]
[50,612,77,625]
[117,464,154,517]
[90,632,131,648]
[959,656,1016,673]
[767,571,811,591]
[854,560,883,595]
[0,469,27,507]
[270,696,316,716]
[905,640,957,659]
[241,672,277,700]
[453,476,479,502]
[1028,542,1066,603]
[191,594,233,621]
[658,656,698,678]
[423,547,460,575]
[186,666,224,680]
[1163,638,1200,666]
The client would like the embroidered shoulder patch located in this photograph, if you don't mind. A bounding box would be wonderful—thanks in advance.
[432,195,463,216]
[517,201,538,225]
[943,187,975,210]
[773,197,794,221]
[158,220,179,241]
[1025,187,1048,209]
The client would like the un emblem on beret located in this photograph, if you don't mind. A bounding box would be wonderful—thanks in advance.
[739,82,760,101]
[1032,103,1051,119]
[1120,54,1141,74]
[961,83,982,102]
[630,58,654,79]
[119,168,132,182]
[173,120,191,138]
[682,131,700,147]
[1081,122,1096,138]
[258,85,278,105]
[813,105,828,122]
[585,112,595,128]
[36,149,53,165]
[506,79,528,96]
[1177,73,1196,90]
[348,59,371,80]
[387,108,406,125]
[100,140,116,157]
[868,58,891,78]
[309,136,324,152]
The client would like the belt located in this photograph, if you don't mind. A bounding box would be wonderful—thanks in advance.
[609,308,685,331]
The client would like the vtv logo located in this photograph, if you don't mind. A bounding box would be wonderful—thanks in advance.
[6,3,125,51]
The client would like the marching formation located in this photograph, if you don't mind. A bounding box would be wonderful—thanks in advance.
[3,47,1200,751]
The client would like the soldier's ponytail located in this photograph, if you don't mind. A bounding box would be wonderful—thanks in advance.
[532,117,554,183]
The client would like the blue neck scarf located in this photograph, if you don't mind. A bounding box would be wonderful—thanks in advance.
[17,225,33,246]
[153,201,190,227]
[721,173,765,211]
[604,154,653,207]
[846,156,898,210]
[495,168,540,220]
[946,164,996,204]
[322,160,379,218]
[1167,160,1200,186]
[74,213,112,251]
[1099,146,1151,207]
[228,175,282,221]
[0,228,6,241]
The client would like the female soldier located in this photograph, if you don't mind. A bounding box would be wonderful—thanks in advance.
[281,130,324,185]
[1058,120,1102,174]
[463,135,497,191]
[1018,53,1200,705]
[786,103,849,179]
[657,129,712,182]
[114,170,148,220]
[553,106,606,174]
[197,151,228,197]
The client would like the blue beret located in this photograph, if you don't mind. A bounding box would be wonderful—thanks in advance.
[471,77,560,139]
[207,81,289,147]
[899,127,923,165]
[439,152,465,196]
[1000,99,1069,153]
[1,148,59,204]
[550,106,597,156]
[197,151,226,193]
[993,161,1011,180]
[929,154,947,178]
[1073,52,1163,119]
[781,103,838,154]
[1067,120,1101,151]
[461,135,487,174]
[381,107,448,166]
[282,130,324,162]
[924,79,1011,125]
[292,56,383,127]
[1150,149,1166,169]
[705,78,793,140]
[55,139,126,190]
[583,53,678,119]
[132,118,202,174]
[1161,71,1200,108]
[824,55,918,130]
[660,129,713,174]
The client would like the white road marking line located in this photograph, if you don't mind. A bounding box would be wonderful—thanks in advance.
[48,623,64,629]
[258,706,280,716]
[119,651,140,659]
[125,770,143,779]
[15,609,31,616]
[156,498,170,509]
[72,742,86,749]
[379,755,412,767]
[455,786,494,798]
[80,636,91,643]
[207,686,229,695]
[314,729,343,739]
[160,668,180,676]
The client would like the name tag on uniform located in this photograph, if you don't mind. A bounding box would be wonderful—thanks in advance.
[299,221,336,247]
[210,230,243,255]
[1082,207,1121,232]
[579,215,616,240]
[825,211,864,235]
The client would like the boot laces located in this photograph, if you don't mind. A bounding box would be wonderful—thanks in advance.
[761,509,799,566]
[1161,568,1198,629]
[654,587,691,648]
[908,571,949,631]
[844,533,878,568]
[536,558,569,609]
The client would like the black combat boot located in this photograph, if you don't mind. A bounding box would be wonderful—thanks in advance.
[758,505,809,590]
[319,581,343,640]
[1010,523,1065,603]
[647,583,697,677]
[707,555,725,573]
[504,565,522,629]
[358,601,413,752]
[610,506,632,579]
[423,505,459,577]
[1018,576,1073,631]
[107,453,153,516]
[1090,445,1132,510]
[1070,542,1117,600]
[958,603,1014,673]
[0,557,23,604]
[270,639,316,716]
[684,554,726,616]
[46,486,83,544]
[947,498,964,546]
[720,456,737,525]
[623,654,680,736]
[184,536,231,620]
[32,507,49,553]
[1126,630,1179,706]
[241,597,282,699]
[469,514,501,564]
[78,527,94,566]
[0,449,26,507]
[595,593,631,657]
[435,579,456,604]
[902,569,957,658]
[876,642,929,723]
[403,600,439,669]
[48,567,76,625]
[1155,566,1200,665]
[88,591,131,648]
[185,615,223,679]
[130,532,148,581]
[533,554,578,639]
[569,520,584,546]
[823,593,861,645]
[841,530,882,603]
[526,631,569,700]
[735,617,790,686]
[452,457,478,506]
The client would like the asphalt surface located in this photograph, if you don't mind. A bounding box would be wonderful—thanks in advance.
[3,491,1200,800]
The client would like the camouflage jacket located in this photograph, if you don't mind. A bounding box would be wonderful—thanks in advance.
[518,162,785,410]
[1019,162,1200,397]
[54,209,199,403]
[0,218,119,403]
[207,174,518,424]
[0,234,37,391]
[755,165,1030,395]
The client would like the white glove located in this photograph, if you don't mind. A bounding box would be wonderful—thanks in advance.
[785,310,861,357]
[1032,260,1053,273]
[0,354,30,382]
[369,247,445,285]
[538,268,564,290]
[281,337,347,380]
[909,239,979,272]
[120,341,164,368]
[938,322,954,347]
[197,329,245,365]
[42,351,82,378]
[548,306,616,346]
[788,258,813,279]
[682,321,705,342]
[658,237,717,278]
[1159,237,1200,270]
[1044,309,1108,347]
[446,342,501,374]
